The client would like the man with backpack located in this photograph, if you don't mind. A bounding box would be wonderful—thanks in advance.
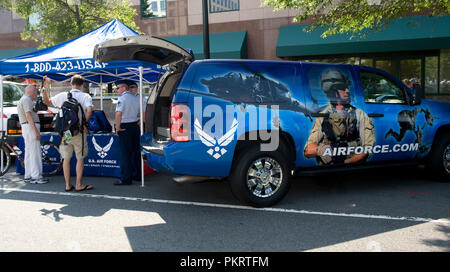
[42,75,94,192]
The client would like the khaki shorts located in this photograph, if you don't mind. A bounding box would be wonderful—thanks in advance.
[60,133,88,160]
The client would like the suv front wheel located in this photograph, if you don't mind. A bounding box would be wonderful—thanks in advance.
[229,145,291,207]
[427,131,450,181]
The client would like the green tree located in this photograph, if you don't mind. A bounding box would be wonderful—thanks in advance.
[141,0,154,18]
[262,0,450,38]
[1,0,139,48]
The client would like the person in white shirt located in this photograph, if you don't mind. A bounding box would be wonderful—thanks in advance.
[43,75,93,192]
[17,84,48,184]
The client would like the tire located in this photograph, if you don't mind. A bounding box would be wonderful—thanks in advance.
[427,131,450,181]
[0,145,12,176]
[40,141,63,176]
[229,144,291,207]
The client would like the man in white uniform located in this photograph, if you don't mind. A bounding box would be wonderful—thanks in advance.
[43,75,93,192]
[17,85,48,184]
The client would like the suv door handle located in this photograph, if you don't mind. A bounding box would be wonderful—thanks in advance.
[309,113,330,117]
[368,113,384,117]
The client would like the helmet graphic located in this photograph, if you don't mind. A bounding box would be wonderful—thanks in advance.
[320,69,351,103]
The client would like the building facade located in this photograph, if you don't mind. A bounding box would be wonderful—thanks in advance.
[0,0,449,100]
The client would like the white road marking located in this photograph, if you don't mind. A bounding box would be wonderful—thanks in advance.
[1,187,449,224]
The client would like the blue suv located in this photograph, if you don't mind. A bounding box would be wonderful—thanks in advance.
[95,36,450,207]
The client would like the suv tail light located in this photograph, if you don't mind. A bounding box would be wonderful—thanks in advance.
[170,103,190,142]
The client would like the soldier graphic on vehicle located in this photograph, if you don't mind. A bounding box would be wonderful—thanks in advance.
[304,69,376,165]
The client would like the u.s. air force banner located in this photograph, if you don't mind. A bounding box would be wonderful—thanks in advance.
[84,135,121,177]
[16,134,121,178]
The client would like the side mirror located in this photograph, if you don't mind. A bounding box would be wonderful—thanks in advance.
[410,83,422,105]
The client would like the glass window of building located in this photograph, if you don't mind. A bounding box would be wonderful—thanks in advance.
[141,0,167,19]
[425,56,438,95]
[375,60,397,77]
[440,49,450,94]
[399,59,421,90]
[209,0,239,13]
[360,58,374,67]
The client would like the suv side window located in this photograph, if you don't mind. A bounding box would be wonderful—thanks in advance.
[191,62,297,104]
[360,70,407,104]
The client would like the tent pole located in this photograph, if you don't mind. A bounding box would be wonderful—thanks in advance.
[139,66,144,187]
[0,75,3,175]
[100,75,103,110]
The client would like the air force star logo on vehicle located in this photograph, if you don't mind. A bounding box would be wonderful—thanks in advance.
[194,118,239,159]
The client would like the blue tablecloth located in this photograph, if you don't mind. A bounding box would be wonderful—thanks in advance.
[16,132,121,177]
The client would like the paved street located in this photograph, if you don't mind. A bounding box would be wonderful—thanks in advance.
[0,165,449,252]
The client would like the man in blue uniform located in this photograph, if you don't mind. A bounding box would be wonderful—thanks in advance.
[126,80,143,181]
[114,80,141,185]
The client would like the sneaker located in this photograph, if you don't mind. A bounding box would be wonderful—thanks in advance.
[23,177,32,183]
[31,178,49,184]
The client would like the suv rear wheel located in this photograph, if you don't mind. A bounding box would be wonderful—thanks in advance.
[229,144,291,207]
[427,131,450,181]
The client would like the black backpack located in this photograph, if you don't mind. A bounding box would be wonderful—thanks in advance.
[52,92,86,138]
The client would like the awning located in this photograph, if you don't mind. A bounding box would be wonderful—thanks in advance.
[277,15,450,58]
[164,31,247,59]
[0,48,36,60]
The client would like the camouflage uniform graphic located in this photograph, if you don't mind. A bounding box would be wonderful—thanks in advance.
[304,69,376,165]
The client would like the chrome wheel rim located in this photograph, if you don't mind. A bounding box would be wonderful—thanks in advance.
[247,157,283,198]
[444,144,450,174]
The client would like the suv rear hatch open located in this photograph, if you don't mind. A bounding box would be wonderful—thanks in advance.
[93,35,193,144]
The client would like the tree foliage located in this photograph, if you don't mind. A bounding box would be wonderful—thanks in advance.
[262,0,450,38]
[140,0,154,18]
[1,0,139,48]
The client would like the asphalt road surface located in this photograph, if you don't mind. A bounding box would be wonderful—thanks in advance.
[0,165,449,252]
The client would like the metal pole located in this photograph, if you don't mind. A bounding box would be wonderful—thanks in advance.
[139,66,144,187]
[202,0,210,59]
[0,75,3,174]
[100,75,103,110]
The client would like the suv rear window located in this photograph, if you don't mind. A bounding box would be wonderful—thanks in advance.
[191,62,298,104]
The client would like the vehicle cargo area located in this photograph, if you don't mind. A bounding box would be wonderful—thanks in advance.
[147,70,183,141]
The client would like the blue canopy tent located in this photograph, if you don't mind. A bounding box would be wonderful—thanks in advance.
[0,19,160,185]
[0,19,160,83]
